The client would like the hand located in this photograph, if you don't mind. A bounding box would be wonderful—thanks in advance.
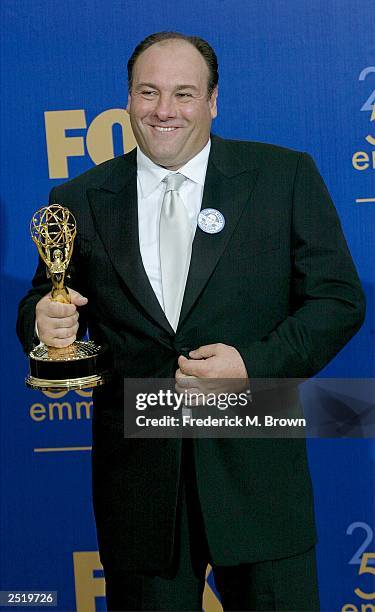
[175,343,249,402]
[35,288,88,348]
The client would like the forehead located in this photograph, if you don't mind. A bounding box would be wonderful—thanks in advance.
[132,40,209,87]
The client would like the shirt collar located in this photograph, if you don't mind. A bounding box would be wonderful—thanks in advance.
[137,139,211,198]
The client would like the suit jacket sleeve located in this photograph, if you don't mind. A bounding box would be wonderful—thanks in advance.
[237,152,365,379]
[16,187,88,354]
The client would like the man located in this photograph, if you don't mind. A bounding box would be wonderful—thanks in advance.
[17,32,365,610]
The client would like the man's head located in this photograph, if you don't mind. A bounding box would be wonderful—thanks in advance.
[126,32,219,170]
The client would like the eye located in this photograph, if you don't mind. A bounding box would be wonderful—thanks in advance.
[176,92,193,98]
[141,90,157,97]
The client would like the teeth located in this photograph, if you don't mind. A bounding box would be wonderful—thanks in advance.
[154,127,177,132]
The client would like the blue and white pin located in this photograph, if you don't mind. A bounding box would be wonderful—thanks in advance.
[198,208,225,234]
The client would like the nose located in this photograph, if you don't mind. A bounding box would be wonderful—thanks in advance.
[153,93,177,121]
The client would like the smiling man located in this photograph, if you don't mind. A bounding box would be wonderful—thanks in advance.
[127,37,218,170]
[17,32,365,611]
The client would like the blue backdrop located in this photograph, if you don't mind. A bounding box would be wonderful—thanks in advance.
[1,1,374,610]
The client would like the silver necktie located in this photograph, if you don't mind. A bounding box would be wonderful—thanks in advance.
[159,173,192,331]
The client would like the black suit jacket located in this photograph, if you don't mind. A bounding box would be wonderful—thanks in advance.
[17,135,365,572]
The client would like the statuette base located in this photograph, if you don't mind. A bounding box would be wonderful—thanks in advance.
[26,373,107,391]
[27,340,109,391]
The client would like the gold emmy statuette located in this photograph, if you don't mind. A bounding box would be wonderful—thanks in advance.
[26,204,109,391]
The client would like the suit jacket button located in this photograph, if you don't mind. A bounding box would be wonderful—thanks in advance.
[178,346,191,357]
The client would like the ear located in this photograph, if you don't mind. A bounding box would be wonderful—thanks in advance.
[209,86,218,119]
[126,93,131,112]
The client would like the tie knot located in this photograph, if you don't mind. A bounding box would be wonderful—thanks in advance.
[164,172,185,192]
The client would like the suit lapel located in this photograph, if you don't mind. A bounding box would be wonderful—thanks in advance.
[86,138,259,335]
[87,151,174,335]
[178,138,259,327]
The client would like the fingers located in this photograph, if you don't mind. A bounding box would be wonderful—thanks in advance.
[178,344,220,375]
[175,368,198,387]
[42,333,79,349]
[177,355,209,377]
[189,344,219,360]
[52,322,79,339]
[68,288,88,307]
[48,313,79,328]
[174,370,204,405]
[36,297,74,319]
[35,289,87,348]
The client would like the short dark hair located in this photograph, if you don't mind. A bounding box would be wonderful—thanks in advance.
[127,31,219,97]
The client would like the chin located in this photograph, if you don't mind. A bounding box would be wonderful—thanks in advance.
[150,150,181,168]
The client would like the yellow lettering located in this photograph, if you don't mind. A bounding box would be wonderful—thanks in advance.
[352,151,370,170]
[75,388,93,398]
[73,551,105,612]
[71,553,219,611]
[342,605,358,612]
[45,110,86,178]
[42,389,69,400]
[75,401,93,420]
[203,565,223,612]
[365,103,375,144]
[86,108,136,165]
[355,552,375,600]
[48,401,73,420]
[30,403,47,422]
[361,605,375,612]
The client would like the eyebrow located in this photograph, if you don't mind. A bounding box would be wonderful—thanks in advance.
[175,85,199,91]
[135,82,199,92]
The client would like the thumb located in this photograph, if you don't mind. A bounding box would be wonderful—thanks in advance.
[189,344,217,360]
[68,287,88,306]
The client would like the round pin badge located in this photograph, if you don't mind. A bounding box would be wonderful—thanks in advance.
[198,208,225,234]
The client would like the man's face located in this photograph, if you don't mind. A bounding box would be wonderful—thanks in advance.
[127,40,218,170]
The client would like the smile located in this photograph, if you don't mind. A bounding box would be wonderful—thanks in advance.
[152,126,179,132]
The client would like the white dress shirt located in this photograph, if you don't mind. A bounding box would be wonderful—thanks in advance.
[137,139,211,310]
[35,142,211,341]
